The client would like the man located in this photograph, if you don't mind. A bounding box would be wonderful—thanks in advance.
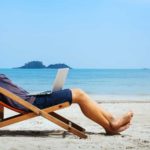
[0,74,133,135]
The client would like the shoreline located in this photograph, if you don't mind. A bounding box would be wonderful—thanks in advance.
[30,92,150,102]
[89,94,150,102]
[98,100,150,103]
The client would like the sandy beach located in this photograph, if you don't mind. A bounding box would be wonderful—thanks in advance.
[0,101,150,150]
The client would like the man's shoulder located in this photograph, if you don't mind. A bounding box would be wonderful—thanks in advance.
[0,74,7,77]
[0,74,11,83]
[0,74,6,79]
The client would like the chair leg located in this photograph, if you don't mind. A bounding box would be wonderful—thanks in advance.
[50,112,86,132]
[0,105,4,121]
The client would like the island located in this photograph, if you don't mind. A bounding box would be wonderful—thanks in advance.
[47,63,71,69]
[18,61,46,69]
[17,61,72,69]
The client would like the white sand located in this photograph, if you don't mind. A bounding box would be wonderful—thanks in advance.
[0,102,150,150]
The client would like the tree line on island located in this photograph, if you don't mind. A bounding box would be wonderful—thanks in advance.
[17,61,72,69]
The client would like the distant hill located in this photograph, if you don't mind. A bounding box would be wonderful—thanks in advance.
[47,63,71,69]
[17,61,71,69]
[18,61,46,69]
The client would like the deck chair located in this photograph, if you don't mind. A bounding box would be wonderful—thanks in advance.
[0,87,87,138]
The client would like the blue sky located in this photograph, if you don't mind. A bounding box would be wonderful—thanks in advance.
[0,0,150,68]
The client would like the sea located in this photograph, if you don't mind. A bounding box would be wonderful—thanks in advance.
[0,69,150,102]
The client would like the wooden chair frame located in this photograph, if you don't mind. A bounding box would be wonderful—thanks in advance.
[0,87,87,138]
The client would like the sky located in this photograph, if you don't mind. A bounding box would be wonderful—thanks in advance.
[0,0,150,69]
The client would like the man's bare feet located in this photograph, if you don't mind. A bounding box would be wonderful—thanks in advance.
[106,111,133,135]
[106,123,131,135]
[110,111,133,129]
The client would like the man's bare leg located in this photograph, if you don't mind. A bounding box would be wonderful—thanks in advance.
[71,89,133,134]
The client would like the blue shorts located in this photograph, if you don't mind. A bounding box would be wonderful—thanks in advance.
[33,89,72,109]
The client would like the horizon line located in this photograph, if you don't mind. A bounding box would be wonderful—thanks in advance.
[0,67,149,70]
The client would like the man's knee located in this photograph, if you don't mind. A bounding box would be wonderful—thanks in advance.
[71,88,86,103]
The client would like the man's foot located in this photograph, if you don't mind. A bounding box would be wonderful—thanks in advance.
[106,123,131,135]
[110,111,133,130]
[106,111,133,135]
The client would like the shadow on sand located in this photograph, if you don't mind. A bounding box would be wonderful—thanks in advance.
[0,130,117,138]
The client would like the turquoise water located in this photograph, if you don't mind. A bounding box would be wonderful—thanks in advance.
[0,69,150,101]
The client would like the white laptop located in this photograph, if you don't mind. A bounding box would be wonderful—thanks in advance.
[31,68,69,96]
[51,68,69,92]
